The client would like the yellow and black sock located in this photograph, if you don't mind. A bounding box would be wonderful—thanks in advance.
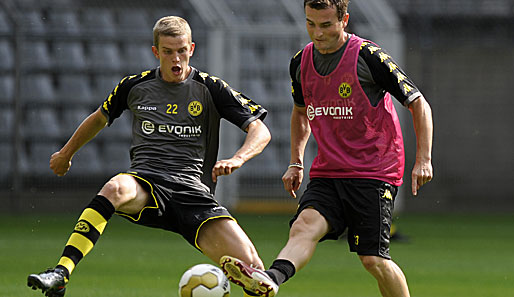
[56,195,115,277]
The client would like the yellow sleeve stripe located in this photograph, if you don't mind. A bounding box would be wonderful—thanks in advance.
[66,233,94,256]
[79,208,108,234]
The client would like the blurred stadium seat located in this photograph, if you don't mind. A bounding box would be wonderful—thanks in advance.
[0,143,12,179]
[21,41,52,70]
[82,8,117,37]
[48,9,81,36]
[0,74,14,103]
[87,42,122,71]
[92,74,121,102]
[0,40,14,71]
[60,107,91,138]
[116,8,152,35]
[0,108,14,138]
[20,74,56,103]
[122,43,158,72]
[52,41,88,71]
[22,10,47,35]
[0,9,11,35]
[66,142,103,175]
[22,141,61,175]
[22,107,61,139]
[56,74,94,104]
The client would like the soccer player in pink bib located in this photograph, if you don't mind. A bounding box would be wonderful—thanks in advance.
[221,1,433,296]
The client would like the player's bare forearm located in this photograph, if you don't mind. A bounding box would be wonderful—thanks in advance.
[282,105,310,198]
[289,105,310,164]
[51,108,107,176]
[234,119,271,162]
[211,119,271,182]
[60,108,108,158]
[408,96,434,195]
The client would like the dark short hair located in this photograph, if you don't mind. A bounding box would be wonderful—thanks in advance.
[304,0,349,21]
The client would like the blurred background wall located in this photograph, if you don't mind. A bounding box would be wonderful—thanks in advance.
[0,0,513,214]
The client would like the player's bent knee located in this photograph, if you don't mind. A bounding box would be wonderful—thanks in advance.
[98,175,139,209]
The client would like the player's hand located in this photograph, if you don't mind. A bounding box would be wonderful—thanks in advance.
[411,159,433,196]
[282,167,303,198]
[212,157,244,182]
[49,151,72,176]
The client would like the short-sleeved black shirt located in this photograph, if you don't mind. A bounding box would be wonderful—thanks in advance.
[100,67,267,193]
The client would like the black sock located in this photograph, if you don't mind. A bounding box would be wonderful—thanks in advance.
[265,259,296,286]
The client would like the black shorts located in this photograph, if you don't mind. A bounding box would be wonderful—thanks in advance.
[114,171,234,250]
[291,178,397,259]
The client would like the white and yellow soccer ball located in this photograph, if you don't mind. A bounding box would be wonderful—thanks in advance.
[178,264,230,297]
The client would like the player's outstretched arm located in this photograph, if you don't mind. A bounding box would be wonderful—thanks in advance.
[211,119,271,182]
[408,96,433,195]
[282,105,310,198]
[50,107,108,176]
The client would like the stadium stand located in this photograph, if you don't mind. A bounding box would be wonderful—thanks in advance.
[3,0,512,212]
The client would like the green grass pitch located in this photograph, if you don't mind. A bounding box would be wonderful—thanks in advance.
[1,212,513,297]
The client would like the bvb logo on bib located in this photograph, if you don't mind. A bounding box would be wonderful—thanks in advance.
[188,100,203,116]
[338,82,352,98]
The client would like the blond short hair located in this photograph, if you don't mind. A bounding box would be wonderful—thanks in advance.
[153,16,192,48]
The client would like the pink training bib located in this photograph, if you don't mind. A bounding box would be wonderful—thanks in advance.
[300,35,405,186]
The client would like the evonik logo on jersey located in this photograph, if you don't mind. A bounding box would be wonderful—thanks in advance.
[141,120,201,138]
[306,103,354,121]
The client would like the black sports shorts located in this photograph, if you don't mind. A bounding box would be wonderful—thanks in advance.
[114,171,234,250]
[291,178,397,259]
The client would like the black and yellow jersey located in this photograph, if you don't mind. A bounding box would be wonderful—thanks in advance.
[100,67,267,194]
[290,38,422,108]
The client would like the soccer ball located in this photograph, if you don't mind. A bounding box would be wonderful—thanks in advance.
[178,264,230,297]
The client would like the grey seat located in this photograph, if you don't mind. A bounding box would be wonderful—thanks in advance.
[0,143,13,179]
[20,74,56,103]
[22,10,47,35]
[24,141,61,175]
[92,74,122,101]
[22,107,61,139]
[0,10,11,35]
[48,9,81,36]
[88,42,122,71]
[116,9,151,35]
[0,40,14,71]
[21,41,52,70]
[123,43,158,72]
[53,41,87,71]
[56,74,93,104]
[82,8,116,37]
[0,74,14,103]
[0,108,14,138]
[67,143,103,175]
[61,107,91,138]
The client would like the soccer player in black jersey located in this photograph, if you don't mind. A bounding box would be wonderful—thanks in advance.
[27,16,271,297]
[221,1,433,297]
